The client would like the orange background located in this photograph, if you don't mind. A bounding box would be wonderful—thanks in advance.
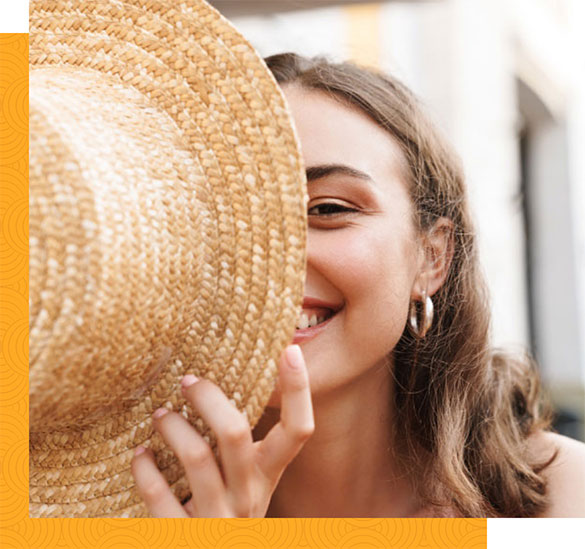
[0,32,486,548]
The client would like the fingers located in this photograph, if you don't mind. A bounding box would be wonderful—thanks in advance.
[133,346,312,518]
[151,408,229,517]
[131,447,188,518]
[181,376,255,511]
[257,345,314,483]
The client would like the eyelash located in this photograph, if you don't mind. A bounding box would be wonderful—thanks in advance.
[307,202,358,216]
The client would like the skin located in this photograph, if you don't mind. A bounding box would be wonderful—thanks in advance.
[131,85,585,517]
[530,431,585,517]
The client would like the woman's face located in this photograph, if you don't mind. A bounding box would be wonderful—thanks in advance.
[279,85,424,401]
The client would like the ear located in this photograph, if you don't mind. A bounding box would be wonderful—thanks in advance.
[412,217,454,299]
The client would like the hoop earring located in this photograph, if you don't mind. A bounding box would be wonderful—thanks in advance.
[408,291,434,338]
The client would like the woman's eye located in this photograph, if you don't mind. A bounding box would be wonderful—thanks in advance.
[308,202,357,216]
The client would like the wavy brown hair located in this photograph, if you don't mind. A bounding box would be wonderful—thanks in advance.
[266,52,556,517]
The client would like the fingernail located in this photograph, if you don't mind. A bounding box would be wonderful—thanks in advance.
[134,445,146,456]
[181,374,199,389]
[152,407,169,419]
[285,344,304,370]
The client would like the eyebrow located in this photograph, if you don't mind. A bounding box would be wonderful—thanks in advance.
[305,164,374,184]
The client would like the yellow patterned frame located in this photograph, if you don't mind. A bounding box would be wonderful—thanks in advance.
[0,32,486,548]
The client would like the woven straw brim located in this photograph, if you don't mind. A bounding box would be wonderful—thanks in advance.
[29,0,307,517]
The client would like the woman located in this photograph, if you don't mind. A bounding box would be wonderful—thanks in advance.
[131,53,585,518]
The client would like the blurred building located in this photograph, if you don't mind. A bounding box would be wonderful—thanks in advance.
[211,0,585,441]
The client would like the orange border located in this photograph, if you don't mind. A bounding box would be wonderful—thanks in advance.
[0,32,486,547]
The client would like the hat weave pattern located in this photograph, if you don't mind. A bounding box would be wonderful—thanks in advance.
[29,0,307,517]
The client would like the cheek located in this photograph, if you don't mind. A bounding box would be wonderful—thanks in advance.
[311,226,416,345]
[312,227,415,299]
[310,228,378,278]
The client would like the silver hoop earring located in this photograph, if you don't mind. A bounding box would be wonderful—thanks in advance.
[408,291,434,338]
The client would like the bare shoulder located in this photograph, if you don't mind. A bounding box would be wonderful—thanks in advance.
[528,430,585,517]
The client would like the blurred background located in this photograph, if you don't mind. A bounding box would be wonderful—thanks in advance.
[210,0,585,442]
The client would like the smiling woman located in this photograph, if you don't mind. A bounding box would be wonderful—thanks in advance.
[132,52,585,518]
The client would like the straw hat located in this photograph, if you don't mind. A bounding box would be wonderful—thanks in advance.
[29,0,307,518]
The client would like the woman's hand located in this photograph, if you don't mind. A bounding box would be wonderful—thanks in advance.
[131,344,314,517]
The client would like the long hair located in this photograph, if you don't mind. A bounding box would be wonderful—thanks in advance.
[266,52,555,517]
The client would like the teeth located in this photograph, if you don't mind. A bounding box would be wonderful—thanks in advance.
[297,313,309,330]
[296,312,328,330]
